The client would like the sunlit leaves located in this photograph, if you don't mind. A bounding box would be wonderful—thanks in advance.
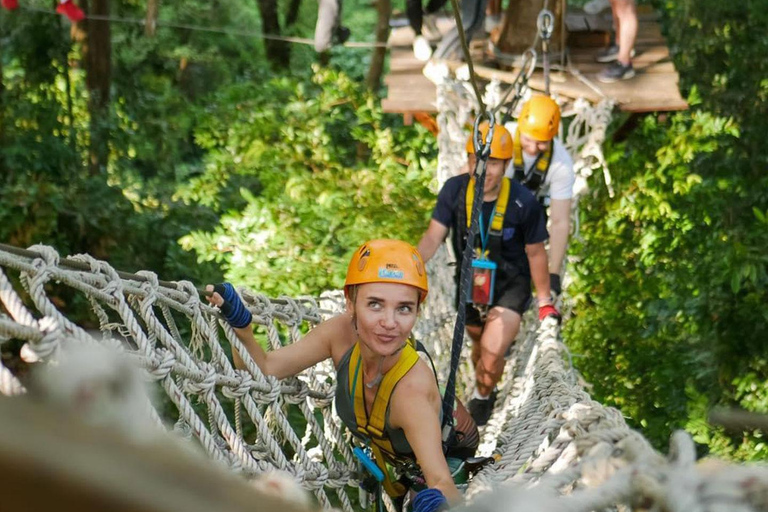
[565,0,768,455]
[180,67,438,296]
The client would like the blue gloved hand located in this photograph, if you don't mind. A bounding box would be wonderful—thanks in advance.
[213,283,252,328]
[412,488,449,512]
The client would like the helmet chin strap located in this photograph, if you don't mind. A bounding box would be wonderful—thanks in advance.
[351,313,407,389]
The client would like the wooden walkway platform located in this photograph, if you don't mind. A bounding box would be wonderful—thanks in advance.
[382,5,688,115]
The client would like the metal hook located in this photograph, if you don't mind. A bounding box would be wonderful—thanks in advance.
[522,48,538,79]
[472,112,495,161]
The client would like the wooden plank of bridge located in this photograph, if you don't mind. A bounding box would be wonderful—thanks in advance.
[382,4,687,114]
[0,397,316,512]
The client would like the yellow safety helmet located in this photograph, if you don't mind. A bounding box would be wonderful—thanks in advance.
[345,240,429,302]
[465,121,514,160]
[518,95,561,141]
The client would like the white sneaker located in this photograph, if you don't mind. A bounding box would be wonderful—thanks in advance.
[584,0,610,15]
[413,35,433,62]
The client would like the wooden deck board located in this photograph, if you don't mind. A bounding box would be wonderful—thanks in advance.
[382,8,687,114]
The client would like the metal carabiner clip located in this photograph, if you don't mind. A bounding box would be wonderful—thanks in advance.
[472,112,496,161]
[537,9,555,42]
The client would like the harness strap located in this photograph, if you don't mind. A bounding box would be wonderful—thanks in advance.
[464,177,512,243]
[513,128,552,192]
[349,339,420,497]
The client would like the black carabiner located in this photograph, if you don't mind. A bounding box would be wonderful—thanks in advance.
[472,112,495,161]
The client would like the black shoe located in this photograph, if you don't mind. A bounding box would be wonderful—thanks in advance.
[333,25,350,45]
[595,45,635,63]
[468,390,497,427]
[597,61,636,83]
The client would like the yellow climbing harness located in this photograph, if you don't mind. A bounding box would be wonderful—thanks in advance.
[512,128,553,192]
[349,338,420,497]
[464,176,511,233]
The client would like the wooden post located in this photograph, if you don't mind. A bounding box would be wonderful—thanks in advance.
[366,0,391,91]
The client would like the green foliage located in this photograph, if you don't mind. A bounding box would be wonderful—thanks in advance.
[567,0,768,457]
[180,66,437,296]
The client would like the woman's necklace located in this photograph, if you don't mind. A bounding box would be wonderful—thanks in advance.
[362,342,407,389]
[364,358,385,389]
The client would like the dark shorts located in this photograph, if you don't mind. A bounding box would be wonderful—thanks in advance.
[461,272,532,327]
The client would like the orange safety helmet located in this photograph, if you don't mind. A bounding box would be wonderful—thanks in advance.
[518,95,561,141]
[465,121,514,160]
[345,239,428,303]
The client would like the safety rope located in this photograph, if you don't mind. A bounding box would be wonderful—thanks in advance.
[445,0,487,116]
[537,9,554,96]
[440,114,493,439]
[496,49,538,125]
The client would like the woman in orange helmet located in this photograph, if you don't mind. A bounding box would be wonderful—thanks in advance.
[207,239,477,511]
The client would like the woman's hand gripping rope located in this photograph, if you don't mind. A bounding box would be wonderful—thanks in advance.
[206,283,253,328]
[413,488,450,512]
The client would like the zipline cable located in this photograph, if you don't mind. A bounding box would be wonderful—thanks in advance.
[16,5,401,49]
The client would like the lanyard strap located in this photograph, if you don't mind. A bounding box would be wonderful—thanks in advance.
[477,209,494,255]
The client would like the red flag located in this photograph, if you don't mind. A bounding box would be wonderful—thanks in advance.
[56,0,84,22]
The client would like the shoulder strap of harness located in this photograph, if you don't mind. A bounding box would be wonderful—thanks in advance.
[349,338,419,497]
[464,177,510,235]
[513,128,553,193]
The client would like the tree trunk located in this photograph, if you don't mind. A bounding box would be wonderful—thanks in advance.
[255,0,290,68]
[366,0,391,91]
[76,0,112,175]
[145,0,160,37]
[285,0,302,27]
[0,32,5,160]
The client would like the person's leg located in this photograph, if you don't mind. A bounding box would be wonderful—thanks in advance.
[609,0,620,43]
[466,324,483,368]
[407,0,424,35]
[614,0,637,65]
[315,0,343,52]
[474,306,521,396]
[598,0,636,81]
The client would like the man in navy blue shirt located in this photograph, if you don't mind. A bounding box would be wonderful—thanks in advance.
[418,122,559,426]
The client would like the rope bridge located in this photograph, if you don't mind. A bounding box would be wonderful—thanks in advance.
[2,84,768,512]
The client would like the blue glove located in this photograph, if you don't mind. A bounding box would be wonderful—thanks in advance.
[413,488,449,512]
[213,283,252,328]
